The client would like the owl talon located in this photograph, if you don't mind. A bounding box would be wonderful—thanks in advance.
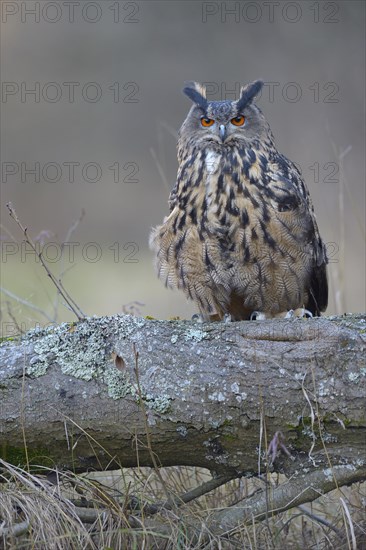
[223,313,232,323]
[285,308,313,319]
[302,309,313,318]
[191,313,204,323]
[250,311,267,321]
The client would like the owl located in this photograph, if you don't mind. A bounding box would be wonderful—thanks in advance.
[149,80,328,321]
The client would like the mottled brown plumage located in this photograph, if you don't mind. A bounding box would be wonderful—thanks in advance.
[150,80,328,321]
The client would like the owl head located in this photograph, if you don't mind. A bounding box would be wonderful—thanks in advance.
[179,80,269,148]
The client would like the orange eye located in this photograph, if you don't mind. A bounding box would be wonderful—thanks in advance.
[201,117,215,127]
[231,115,245,126]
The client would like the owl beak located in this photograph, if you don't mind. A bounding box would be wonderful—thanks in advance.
[219,124,226,142]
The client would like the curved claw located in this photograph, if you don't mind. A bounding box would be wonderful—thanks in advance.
[285,308,314,319]
[250,311,267,321]
[191,313,204,323]
[284,309,295,319]
[302,309,313,318]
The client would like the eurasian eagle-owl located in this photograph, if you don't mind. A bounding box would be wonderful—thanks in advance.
[149,80,328,321]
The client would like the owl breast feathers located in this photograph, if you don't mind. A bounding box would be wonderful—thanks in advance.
[150,79,328,321]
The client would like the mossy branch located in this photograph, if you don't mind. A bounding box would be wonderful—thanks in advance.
[0,313,365,476]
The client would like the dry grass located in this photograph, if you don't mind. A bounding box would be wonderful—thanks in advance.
[1,459,366,549]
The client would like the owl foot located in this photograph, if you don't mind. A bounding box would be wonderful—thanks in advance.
[193,313,234,323]
[250,308,313,321]
[191,313,204,323]
[284,308,313,319]
[250,311,267,321]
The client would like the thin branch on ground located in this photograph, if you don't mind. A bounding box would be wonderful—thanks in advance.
[6,202,85,321]
[297,504,342,538]
[207,463,366,536]
[144,472,239,515]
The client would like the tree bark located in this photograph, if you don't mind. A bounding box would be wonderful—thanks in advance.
[0,314,365,479]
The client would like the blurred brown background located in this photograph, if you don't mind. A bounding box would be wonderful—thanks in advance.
[1,0,365,333]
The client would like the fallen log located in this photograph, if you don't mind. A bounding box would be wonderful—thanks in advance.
[0,314,365,478]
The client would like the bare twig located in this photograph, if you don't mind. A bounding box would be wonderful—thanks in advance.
[0,287,54,323]
[5,300,25,335]
[121,301,145,317]
[0,519,30,538]
[20,354,30,472]
[0,223,18,243]
[6,202,85,321]
[267,431,293,465]
[62,208,85,248]
[301,371,317,466]
[144,472,238,515]
[340,497,357,550]
[297,504,342,538]
[53,209,86,320]
[157,119,178,142]
[150,147,171,193]
[208,463,366,536]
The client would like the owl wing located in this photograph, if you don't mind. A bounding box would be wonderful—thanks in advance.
[267,154,328,315]
[168,184,178,211]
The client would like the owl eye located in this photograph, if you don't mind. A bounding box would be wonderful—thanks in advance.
[200,117,215,127]
[231,115,245,126]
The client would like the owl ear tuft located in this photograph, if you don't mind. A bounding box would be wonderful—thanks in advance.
[183,81,208,110]
[237,80,263,111]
